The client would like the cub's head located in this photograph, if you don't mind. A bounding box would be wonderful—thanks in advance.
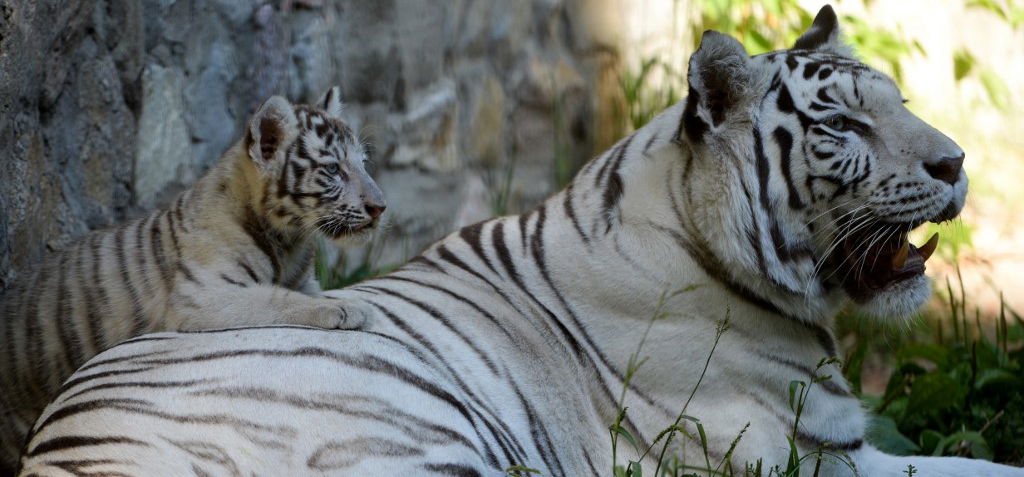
[682,6,965,320]
[245,86,386,244]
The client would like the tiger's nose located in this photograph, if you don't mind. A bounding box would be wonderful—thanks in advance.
[365,204,386,219]
[924,153,964,186]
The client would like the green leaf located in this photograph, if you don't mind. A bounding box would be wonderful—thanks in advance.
[980,69,1011,110]
[610,424,640,453]
[919,429,944,455]
[866,415,920,455]
[505,465,542,475]
[933,431,993,460]
[953,49,976,81]
[896,343,949,364]
[788,380,804,413]
[628,461,643,477]
[974,368,1022,391]
[905,373,960,415]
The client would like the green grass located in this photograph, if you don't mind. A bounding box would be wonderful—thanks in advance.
[841,279,1024,466]
[599,280,1024,477]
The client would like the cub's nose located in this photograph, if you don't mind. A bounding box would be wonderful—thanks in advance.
[924,153,964,186]
[365,203,386,219]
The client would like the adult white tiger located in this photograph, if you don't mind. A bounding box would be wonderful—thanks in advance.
[16,7,1023,476]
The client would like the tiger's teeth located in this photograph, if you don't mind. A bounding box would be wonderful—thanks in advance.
[892,241,910,269]
[918,232,939,262]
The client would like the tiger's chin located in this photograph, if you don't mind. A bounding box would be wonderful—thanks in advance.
[855,273,932,319]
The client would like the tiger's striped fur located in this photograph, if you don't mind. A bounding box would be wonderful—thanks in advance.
[0,87,385,473]
[15,8,1024,477]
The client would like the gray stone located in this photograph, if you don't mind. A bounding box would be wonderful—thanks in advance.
[135,64,194,209]
[387,80,460,171]
[0,0,604,289]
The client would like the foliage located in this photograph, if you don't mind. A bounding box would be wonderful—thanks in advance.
[314,239,396,290]
[845,282,1024,465]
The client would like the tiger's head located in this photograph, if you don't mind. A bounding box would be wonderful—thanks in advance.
[681,6,964,320]
[243,86,386,244]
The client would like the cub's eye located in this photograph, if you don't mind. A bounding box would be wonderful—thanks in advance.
[325,163,339,174]
[823,114,849,131]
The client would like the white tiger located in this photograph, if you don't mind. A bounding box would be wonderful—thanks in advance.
[0,87,384,474]
[15,7,1023,477]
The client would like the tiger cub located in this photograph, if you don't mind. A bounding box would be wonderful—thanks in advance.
[0,86,383,450]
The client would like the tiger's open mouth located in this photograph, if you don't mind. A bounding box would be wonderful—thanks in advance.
[831,223,939,301]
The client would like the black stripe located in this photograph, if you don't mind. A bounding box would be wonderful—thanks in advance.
[88,234,111,349]
[50,367,159,405]
[561,183,589,245]
[433,244,534,322]
[421,463,483,477]
[171,194,187,232]
[802,61,821,79]
[601,134,635,232]
[60,379,212,403]
[178,263,199,283]
[150,211,174,291]
[529,205,667,420]
[362,286,500,375]
[679,87,709,143]
[220,274,248,287]
[133,214,155,298]
[74,239,102,354]
[238,261,261,283]
[755,351,850,396]
[54,251,80,375]
[459,222,499,276]
[367,304,521,466]
[511,379,566,476]
[241,208,282,282]
[776,84,814,131]
[773,127,804,210]
[114,225,147,341]
[25,436,148,457]
[377,275,517,341]
[517,213,529,251]
[491,220,584,360]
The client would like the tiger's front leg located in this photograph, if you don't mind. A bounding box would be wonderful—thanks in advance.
[165,280,370,331]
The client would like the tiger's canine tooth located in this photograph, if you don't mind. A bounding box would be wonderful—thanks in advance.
[919,232,940,261]
[892,241,910,269]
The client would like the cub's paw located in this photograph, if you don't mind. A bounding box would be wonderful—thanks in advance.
[292,298,374,330]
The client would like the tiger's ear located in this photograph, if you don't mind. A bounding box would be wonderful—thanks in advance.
[317,86,344,119]
[246,96,298,169]
[681,30,753,143]
[793,5,853,56]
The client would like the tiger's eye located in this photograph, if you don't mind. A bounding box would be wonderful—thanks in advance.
[824,115,848,131]
[326,163,339,174]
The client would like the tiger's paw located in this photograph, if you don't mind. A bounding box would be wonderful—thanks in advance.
[294,298,374,330]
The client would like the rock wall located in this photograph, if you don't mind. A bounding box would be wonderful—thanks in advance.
[0,0,621,287]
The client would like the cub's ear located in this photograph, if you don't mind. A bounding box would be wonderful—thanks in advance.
[246,96,298,167]
[317,86,344,119]
[681,30,753,143]
[793,5,852,56]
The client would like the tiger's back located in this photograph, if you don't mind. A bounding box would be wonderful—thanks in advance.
[19,327,500,475]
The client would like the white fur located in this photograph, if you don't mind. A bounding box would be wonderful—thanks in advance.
[14,11,1020,477]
